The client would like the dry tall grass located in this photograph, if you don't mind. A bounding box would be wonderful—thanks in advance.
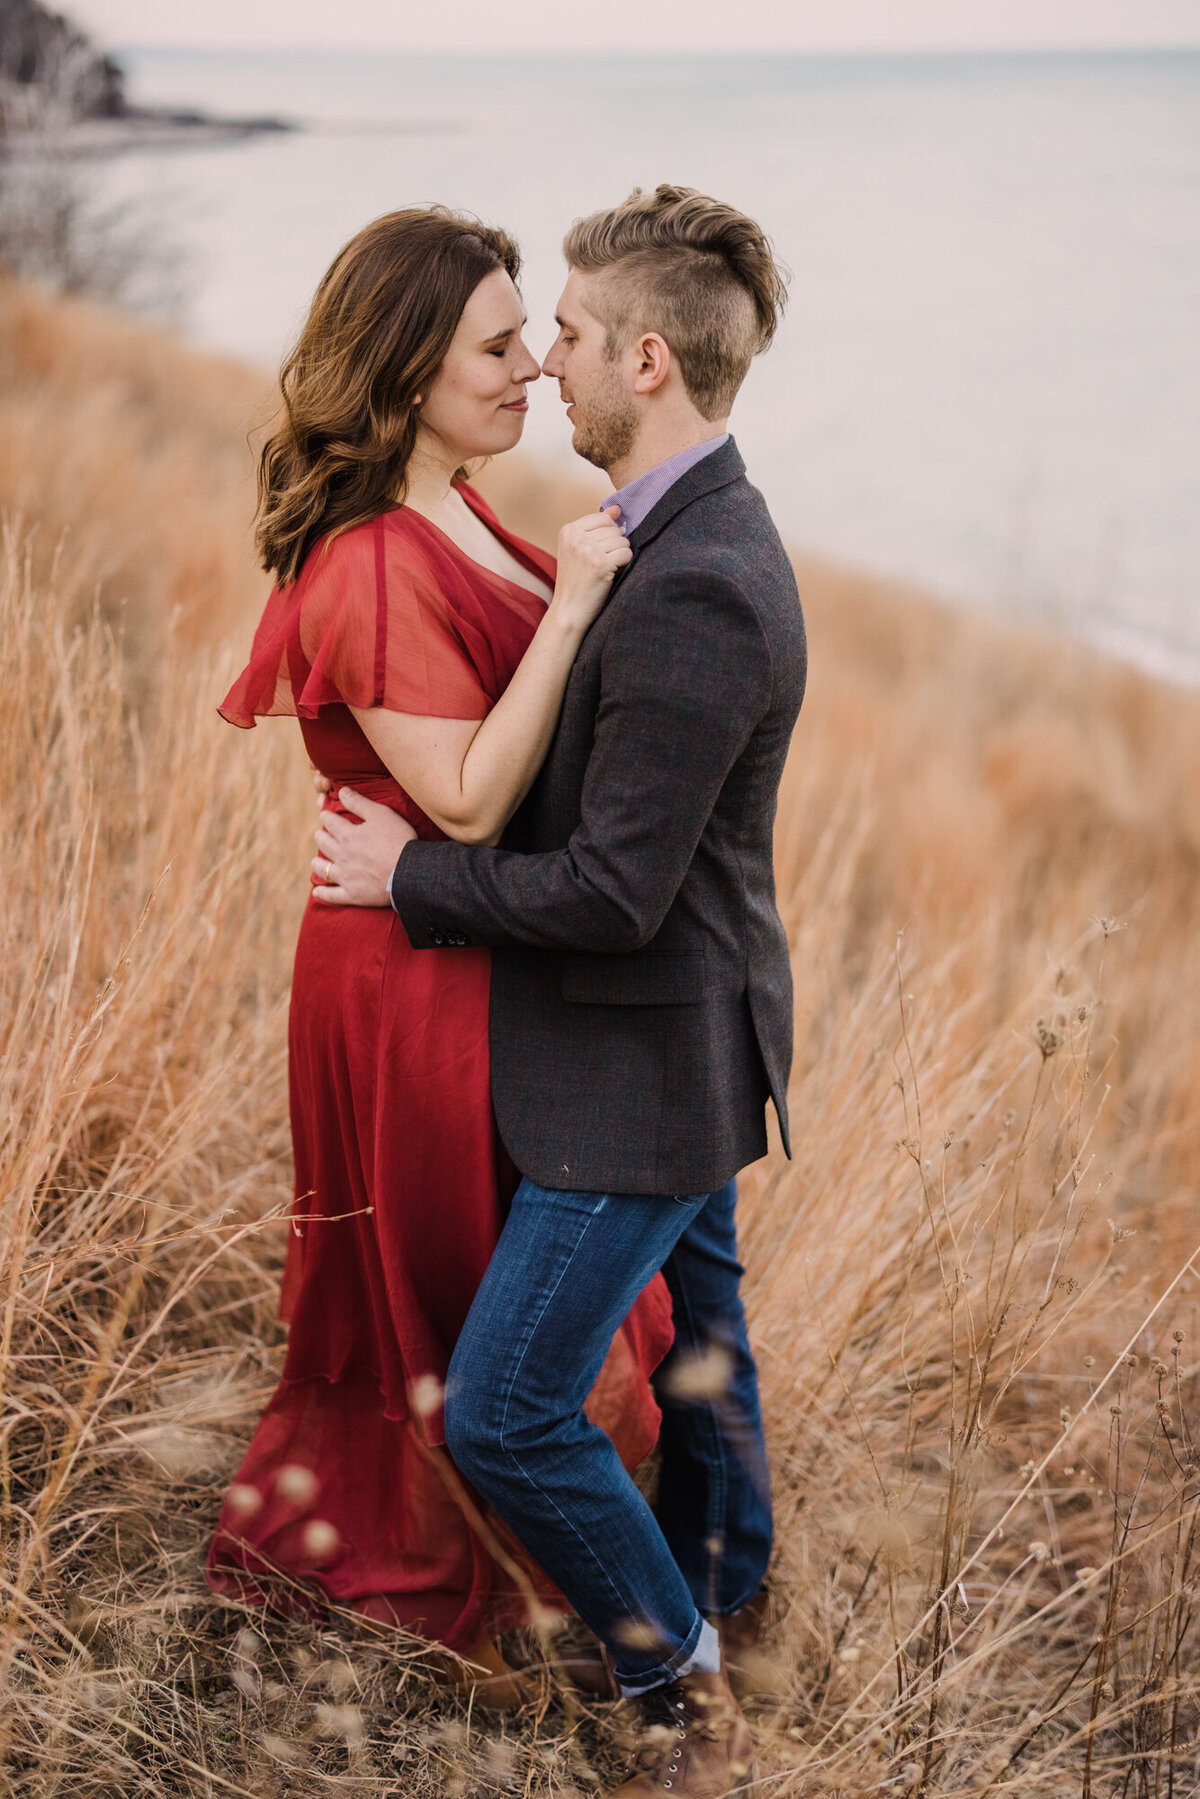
[2,280,1199,1796]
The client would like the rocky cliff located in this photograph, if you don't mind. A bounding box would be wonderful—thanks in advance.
[0,0,124,132]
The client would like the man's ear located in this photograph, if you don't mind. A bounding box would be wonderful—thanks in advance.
[631,332,671,395]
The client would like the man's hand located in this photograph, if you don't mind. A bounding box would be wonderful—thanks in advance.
[312,787,417,907]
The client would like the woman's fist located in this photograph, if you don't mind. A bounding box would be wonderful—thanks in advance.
[550,505,633,633]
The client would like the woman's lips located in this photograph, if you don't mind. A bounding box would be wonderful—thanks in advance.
[502,399,528,413]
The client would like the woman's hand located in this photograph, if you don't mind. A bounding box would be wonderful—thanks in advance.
[548,505,633,635]
[313,787,416,906]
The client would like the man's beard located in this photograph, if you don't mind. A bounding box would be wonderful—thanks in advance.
[568,361,638,472]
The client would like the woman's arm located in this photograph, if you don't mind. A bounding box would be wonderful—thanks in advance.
[349,508,629,846]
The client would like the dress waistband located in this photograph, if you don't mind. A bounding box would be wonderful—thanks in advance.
[320,773,437,839]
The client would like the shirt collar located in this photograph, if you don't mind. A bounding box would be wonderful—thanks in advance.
[601,434,730,538]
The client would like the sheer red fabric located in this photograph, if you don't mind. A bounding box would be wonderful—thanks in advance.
[207,487,675,1648]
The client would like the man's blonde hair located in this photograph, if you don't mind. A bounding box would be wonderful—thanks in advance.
[563,185,788,420]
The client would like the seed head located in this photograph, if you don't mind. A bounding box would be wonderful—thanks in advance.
[275,1464,318,1507]
[483,1740,518,1780]
[314,1657,357,1700]
[660,1342,734,1402]
[613,1617,667,1652]
[411,1374,444,1416]
[525,1601,568,1636]
[131,1425,215,1480]
[260,1733,303,1766]
[302,1519,340,1563]
[313,1703,364,1749]
[227,1483,262,1519]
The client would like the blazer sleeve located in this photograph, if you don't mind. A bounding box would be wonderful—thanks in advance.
[390,567,773,953]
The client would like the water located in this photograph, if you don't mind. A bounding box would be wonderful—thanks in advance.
[97,48,1200,673]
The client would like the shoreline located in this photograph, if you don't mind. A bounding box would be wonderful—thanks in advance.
[0,112,467,158]
[0,109,296,158]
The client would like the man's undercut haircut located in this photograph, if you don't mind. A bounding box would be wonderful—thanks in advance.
[563,184,789,420]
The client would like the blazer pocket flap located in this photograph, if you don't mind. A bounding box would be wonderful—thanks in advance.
[561,952,705,1007]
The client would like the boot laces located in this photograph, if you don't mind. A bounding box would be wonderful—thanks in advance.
[632,1684,727,1778]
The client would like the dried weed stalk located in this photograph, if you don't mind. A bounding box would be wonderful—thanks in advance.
[3,281,1200,1795]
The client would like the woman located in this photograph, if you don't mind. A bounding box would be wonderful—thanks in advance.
[209,208,674,1700]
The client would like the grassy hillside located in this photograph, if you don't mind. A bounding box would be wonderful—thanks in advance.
[2,277,1198,1796]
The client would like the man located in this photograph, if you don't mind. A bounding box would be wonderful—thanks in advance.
[315,184,805,1797]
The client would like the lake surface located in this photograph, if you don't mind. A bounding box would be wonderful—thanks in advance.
[98,48,1200,676]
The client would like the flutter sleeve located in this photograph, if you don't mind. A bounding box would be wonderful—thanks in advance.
[218,513,491,728]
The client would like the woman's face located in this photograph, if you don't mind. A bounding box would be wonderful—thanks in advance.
[415,267,541,466]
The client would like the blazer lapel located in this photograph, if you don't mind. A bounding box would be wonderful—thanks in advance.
[600,437,746,606]
[624,437,746,558]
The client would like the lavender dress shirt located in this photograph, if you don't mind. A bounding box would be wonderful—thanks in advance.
[600,434,730,536]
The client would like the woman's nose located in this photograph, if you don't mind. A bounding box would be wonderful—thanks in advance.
[517,343,541,383]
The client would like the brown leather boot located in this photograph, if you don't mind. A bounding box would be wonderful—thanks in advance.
[432,1635,535,1711]
[606,1668,757,1796]
[553,1640,621,1701]
[714,1590,771,1701]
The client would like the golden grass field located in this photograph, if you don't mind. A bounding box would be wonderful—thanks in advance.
[2,274,1199,1797]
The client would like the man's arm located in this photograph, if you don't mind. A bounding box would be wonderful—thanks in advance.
[389,569,772,954]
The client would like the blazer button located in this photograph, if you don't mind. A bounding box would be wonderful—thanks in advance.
[431,930,445,946]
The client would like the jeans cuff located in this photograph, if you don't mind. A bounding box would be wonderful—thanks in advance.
[709,1576,770,1619]
[614,1615,722,1699]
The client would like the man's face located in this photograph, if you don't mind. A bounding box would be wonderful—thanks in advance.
[542,269,639,474]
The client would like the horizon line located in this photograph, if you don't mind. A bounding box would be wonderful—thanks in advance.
[109,40,1200,59]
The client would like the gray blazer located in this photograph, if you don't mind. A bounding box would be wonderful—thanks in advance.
[392,438,807,1195]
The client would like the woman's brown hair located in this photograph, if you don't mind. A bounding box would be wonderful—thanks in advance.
[256,207,521,585]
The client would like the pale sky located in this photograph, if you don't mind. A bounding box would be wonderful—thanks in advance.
[65,0,1200,55]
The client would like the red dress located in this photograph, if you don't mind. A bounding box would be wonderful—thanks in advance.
[209,485,674,1648]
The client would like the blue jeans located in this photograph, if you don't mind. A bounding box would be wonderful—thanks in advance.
[444,1177,773,1693]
